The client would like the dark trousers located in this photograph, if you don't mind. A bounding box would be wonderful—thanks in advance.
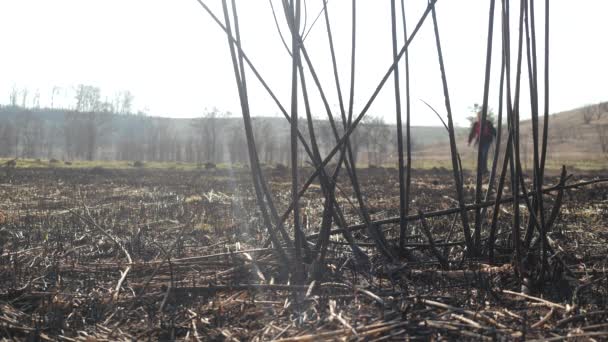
[479,141,491,173]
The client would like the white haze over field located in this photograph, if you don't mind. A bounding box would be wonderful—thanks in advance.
[0,0,606,126]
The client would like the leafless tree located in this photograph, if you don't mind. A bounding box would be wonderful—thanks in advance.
[582,104,596,124]
[260,120,277,164]
[349,119,368,166]
[9,86,19,107]
[51,86,61,109]
[185,137,196,163]
[157,119,176,162]
[365,116,390,166]
[227,121,247,165]
[20,112,44,158]
[192,107,229,163]
[74,84,103,112]
[32,90,41,109]
[0,120,17,157]
[295,118,310,167]
[598,124,608,158]
[63,113,76,159]
[64,109,111,161]
[596,102,607,121]
[116,115,146,161]
[316,120,334,157]
[20,88,29,108]
[144,119,160,161]
[44,123,60,159]
[69,85,114,160]
[114,90,134,115]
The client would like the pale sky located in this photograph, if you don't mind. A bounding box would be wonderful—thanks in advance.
[0,1,606,126]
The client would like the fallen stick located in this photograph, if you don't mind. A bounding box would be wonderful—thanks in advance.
[356,288,387,308]
[581,322,608,331]
[420,299,507,330]
[531,308,554,328]
[407,264,513,281]
[451,313,483,329]
[502,290,566,310]
[555,310,608,328]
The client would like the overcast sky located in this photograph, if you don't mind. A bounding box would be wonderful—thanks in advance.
[0,1,606,126]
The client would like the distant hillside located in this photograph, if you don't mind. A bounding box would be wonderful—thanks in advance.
[418,102,608,170]
[518,102,608,159]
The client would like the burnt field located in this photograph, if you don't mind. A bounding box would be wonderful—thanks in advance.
[0,166,606,340]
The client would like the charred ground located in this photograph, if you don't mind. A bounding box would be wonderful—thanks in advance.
[0,166,606,340]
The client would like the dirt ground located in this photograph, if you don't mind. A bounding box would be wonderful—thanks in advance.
[0,166,607,340]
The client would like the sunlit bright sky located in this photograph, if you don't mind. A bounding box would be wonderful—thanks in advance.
[0,1,606,126]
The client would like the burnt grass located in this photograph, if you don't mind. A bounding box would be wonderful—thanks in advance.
[0,166,607,340]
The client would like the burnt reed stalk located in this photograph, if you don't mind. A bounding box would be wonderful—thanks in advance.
[522,0,539,251]
[474,0,497,252]
[197,0,365,260]
[316,0,355,259]
[282,0,399,261]
[515,0,544,256]
[219,0,289,269]
[284,0,305,282]
[487,24,509,261]
[326,0,396,261]
[527,0,549,285]
[197,0,324,247]
[538,0,551,272]
[338,0,397,261]
[232,23,296,251]
[488,132,513,262]
[302,1,434,258]
[509,0,529,276]
[312,0,370,266]
[279,1,363,216]
[232,0,295,247]
[320,0,353,188]
[545,166,566,232]
[315,0,388,259]
[194,1,315,170]
[274,0,371,263]
[540,0,550,179]
[490,0,516,264]
[419,210,449,269]
[201,0,437,263]
[487,8,508,261]
[353,0,395,260]
[267,0,438,238]
[400,0,413,255]
[481,48,505,225]
[296,33,347,270]
[430,4,475,256]
[232,0,298,250]
[284,0,379,271]
[391,0,407,253]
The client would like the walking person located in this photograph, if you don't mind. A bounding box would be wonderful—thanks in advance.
[468,111,496,174]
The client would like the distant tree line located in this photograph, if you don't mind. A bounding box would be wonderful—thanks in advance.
[1,85,419,166]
